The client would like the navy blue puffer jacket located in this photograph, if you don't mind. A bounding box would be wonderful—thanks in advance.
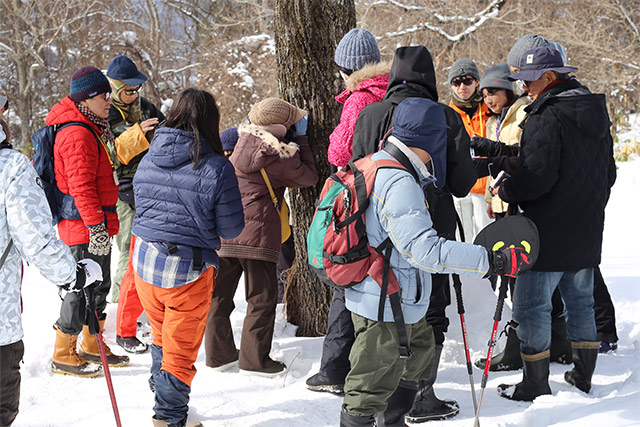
[132,127,244,265]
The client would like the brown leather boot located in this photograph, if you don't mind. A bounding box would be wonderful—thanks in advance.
[79,320,130,367]
[50,325,102,377]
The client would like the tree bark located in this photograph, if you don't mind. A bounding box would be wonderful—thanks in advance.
[274,0,355,336]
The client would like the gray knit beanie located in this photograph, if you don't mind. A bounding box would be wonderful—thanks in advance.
[479,63,514,92]
[334,28,380,71]
[448,58,480,84]
[507,34,550,68]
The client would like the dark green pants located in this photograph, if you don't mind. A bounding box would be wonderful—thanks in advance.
[344,313,435,417]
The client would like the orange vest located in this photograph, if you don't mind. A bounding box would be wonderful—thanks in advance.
[448,100,490,194]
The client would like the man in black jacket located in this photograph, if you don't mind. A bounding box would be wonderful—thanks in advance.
[494,47,616,401]
[307,46,477,424]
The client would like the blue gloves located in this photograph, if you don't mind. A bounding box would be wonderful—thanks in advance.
[292,114,308,137]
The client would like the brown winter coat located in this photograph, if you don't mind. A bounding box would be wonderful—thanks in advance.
[218,124,318,263]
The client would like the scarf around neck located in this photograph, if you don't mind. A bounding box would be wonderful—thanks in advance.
[107,77,142,124]
[76,103,118,167]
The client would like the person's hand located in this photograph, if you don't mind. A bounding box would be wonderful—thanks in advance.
[487,246,531,278]
[60,259,103,292]
[292,114,308,137]
[470,136,498,157]
[140,118,159,133]
[87,222,110,256]
[487,204,495,219]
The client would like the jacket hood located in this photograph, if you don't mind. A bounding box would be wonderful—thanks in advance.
[232,123,299,173]
[148,127,211,168]
[345,61,392,92]
[386,46,438,102]
[45,96,100,132]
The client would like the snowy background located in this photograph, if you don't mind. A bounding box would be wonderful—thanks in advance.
[13,116,640,426]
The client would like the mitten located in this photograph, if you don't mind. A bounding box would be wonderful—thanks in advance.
[487,246,531,278]
[292,114,308,137]
[60,259,103,292]
[87,222,110,256]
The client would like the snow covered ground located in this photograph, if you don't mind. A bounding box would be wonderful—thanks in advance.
[14,159,640,425]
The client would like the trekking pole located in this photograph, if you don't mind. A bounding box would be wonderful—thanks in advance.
[473,275,512,427]
[451,274,478,413]
[85,286,122,427]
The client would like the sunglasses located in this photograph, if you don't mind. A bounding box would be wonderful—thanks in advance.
[517,80,534,88]
[124,87,141,96]
[451,76,476,87]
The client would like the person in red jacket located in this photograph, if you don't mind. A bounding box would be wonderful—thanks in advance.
[47,66,129,376]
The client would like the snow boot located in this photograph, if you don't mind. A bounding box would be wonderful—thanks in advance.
[340,407,375,427]
[550,316,572,364]
[599,341,617,354]
[564,341,599,393]
[152,416,203,427]
[407,345,460,423]
[474,321,522,372]
[376,380,417,426]
[116,335,149,354]
[306,372,345,394]
[498,351,551,401]
[79,321,130,367]
[50,325,102,378]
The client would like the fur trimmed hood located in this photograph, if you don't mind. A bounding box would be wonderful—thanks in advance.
[238,123,299,159]
[346,61,392,92]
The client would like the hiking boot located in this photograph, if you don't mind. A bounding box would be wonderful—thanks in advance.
[599,341,617,354]
[306,372,344,394]
[207,349,239,372]
[116,335,149,354]
[340,407,375,427]
[50,325,102,378]
[79,323,130,367]
[550,315,572,364]
[474,321,522,372]
[407,345,459,423]
[498,351,552,401]
[152,416,203,427]
[564,341,599,393]
[239,358,286,378]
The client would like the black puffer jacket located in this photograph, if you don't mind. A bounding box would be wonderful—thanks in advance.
[351,46,477,240]
[499,79,616,271]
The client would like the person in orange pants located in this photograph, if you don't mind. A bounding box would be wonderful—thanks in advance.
[115,239,146,353]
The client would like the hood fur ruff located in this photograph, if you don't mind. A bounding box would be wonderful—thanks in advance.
[346,61,392,92]
[238,123,299,158]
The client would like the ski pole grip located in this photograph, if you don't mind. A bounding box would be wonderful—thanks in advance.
[452,274,465,314]
[493,276,510,321]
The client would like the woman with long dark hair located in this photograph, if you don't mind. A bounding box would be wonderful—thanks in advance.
[131,88,244,427]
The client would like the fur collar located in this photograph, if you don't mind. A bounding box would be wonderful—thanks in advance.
[346,61,392,92]
[238,123,299,159]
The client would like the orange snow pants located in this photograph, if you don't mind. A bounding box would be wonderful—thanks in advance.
[135,266,215,386]
[116,237,144,337]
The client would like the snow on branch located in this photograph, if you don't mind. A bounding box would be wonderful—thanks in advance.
[601,57,640,71]
[615,0,640,43]
[382,0,504,42]
[160,63,202,75]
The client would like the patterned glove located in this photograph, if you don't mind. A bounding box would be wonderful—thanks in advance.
[60,259,103,292]
[487,246,531,278]
[87,222,110,256]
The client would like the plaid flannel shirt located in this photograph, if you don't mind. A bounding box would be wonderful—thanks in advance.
[132,236,211,288]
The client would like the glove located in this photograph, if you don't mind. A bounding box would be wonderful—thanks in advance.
[488,155,522,178]
[292,114,308,137]
[487,246,531,278]
[60,259,103,292]
[470,136,519,157]
[87,221,110,256]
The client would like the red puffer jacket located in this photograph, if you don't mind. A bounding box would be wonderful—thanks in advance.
[45,96,119,246]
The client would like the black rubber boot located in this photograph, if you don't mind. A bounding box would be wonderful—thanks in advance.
[340,406,375,427]
[406,345,460,423]
[306,372,344,394]
[474,321,522,372]
[564,342,599,393]
[376,380,417,426]
[498,351,552,401]
[550,316,573,364]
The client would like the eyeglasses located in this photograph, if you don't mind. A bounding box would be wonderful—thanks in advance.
[123,87,141,96]
[517,80,534,88]
[93,92,112,101]
[451,76,476,87]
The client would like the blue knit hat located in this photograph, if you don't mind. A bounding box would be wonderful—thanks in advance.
[69,66,111,102]
[392,97,447,188]
[334,28,380,71]
[220,127,239,151]
[107,55,148,86]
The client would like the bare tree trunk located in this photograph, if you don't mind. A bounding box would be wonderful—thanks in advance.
[273,0,355,337]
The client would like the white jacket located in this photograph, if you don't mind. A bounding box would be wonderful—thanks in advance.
[0,148,76,346]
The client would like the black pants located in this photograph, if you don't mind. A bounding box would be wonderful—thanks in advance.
[0,340,24,426]
[56,243,111,335]
[594,266,618,342]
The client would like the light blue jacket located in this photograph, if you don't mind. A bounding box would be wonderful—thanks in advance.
[345,139,490,324]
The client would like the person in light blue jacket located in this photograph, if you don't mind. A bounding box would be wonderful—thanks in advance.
[340,97,530,427]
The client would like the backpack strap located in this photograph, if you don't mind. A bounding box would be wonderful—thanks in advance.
[382,142,420,183]
[167,242,203,272]
[0,240,14,270]
[259,168,280,211]
[376,238,412,359]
